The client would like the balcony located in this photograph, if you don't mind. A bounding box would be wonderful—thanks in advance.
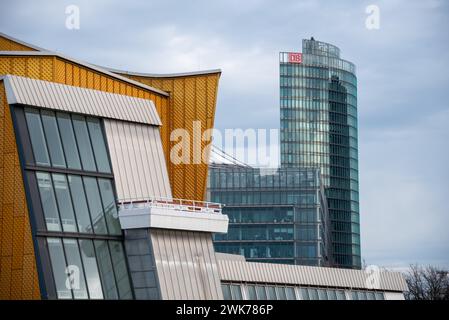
[117,197,229,233]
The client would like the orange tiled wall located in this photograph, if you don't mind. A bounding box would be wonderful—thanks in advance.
[0,81,41,299]
[0,36,37,51]
[122,73,220,201]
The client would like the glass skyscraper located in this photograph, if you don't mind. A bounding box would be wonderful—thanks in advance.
[209,165,331,267]
[279,38,360,268]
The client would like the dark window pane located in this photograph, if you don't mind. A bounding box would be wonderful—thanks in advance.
[56,113,81,170]
[72,115,96,171]
[336,290,346,300]
[41,110,66,168]
[37,172,61,231]
[62,238,88,299]
[276,287,287,300]
[300,288,309,300]
[79,239,103,299]
[247,285,257,300]
[308,288,319,300]
[98,179,120,235]
[222,284,231,300]
[318,289,328,300]
[83,177,107,234]
[230,285,242,300]
[68,175,93,233]
[267,286,277,300]
[327,289,337,300]
[108,241,132,299]
[47,238,71,299]
[374,292,384,300]
[285,287,296,300]
[25,108,50,166]
[52,174,77,232]
[87,118,110,173]
[256,286,267,300]
[94,240,118,299]
[366,292,375,300]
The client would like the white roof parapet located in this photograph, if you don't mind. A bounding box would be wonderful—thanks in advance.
[1,74,161,126]
[118,197,229,234]
[217,257,408,292]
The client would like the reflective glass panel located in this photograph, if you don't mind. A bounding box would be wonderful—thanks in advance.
[308,288,319,300]
[47,238,71,299]
[83,177,107,234]
[52,174,77,232]
[72,115,96,171]
[79,239,103,299]
[37,172,61,231]
[222,284,231,300]
[299,288,310,300]
[56,112,81,170]
[25,108,50,166]
[374,292,384,300]
[62,238,88,299]
[336,290,346,300]
[230,285,243,300]
[41,110,66,168]
[94,240,118,299]
[108,241,132,299]
[87,117,111,173]
[276,287,287,300]
[68,175,93,233]
[256,286,267,300]
[267,286,277,300]
[285,287,296,300]
[247,285,257,300]
[98,178,120,235]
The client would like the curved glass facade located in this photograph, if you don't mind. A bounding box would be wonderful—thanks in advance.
[280,39,360,268]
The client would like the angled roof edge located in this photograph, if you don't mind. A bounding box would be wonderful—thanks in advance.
[0,74,162,126]
[0,32,46,51]
[1,32,222,90]
[105,66,222,78]
[0,50,169,97]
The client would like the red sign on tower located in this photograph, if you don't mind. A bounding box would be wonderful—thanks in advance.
[288,52,302,64]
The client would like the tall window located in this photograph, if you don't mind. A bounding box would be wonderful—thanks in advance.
[17,106,132,299]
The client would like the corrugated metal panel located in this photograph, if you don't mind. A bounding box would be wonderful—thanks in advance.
[104,119,171,200]
[150,229,223,300]
[217,259,408,292]
[1,74,161,126]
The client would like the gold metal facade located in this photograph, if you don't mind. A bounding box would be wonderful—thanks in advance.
[120,73,220,201]
[0,34,220,299]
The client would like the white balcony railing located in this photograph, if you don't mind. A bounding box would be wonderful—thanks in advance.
[117,196,224,215]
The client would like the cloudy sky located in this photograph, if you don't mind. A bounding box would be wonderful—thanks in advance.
[1,0,448,270]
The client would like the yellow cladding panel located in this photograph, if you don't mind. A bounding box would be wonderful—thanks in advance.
[0,35,38,51]
[0,54,171,299]
[0,82,40,299]
[123,73,220,201]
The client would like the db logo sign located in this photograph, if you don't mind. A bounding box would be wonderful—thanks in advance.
[288,52,302,64]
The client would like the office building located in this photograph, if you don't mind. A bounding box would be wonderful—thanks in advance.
[280,38,360,268]
[209,164,331,266]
